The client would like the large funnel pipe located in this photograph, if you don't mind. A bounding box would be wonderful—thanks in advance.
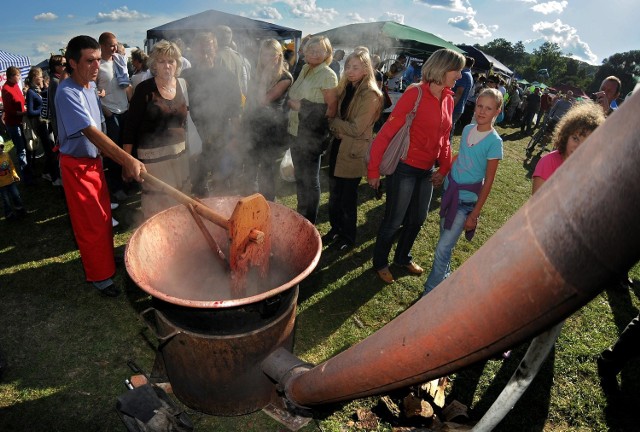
[277,92,640,407]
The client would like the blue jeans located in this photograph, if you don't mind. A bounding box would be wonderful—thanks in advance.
[7,124,28,176]
[372,161,434,270]
[0,183,24,217]
[423,201,476,295]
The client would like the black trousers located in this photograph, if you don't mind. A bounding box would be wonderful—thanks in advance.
[328,175,361,245]
[601,312,640,373]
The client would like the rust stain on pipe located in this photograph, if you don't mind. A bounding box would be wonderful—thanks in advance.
[283,93,640,406]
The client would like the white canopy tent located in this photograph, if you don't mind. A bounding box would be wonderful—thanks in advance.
[0,50,31,87]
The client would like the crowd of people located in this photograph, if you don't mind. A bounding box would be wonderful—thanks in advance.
[1,30,636,391]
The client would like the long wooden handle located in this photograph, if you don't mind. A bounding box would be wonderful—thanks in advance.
[141,172,229,230]
[186,203,229,271]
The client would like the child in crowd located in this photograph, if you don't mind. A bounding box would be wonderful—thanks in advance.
[423,88,504,296]
[531,100,605,194]
[0,141,26,220]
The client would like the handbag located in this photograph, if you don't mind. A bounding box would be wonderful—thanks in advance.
[279,148,295,182]
[23,118,38,142]
[375,84,423,176]
[177,78,203,157]
[23,117,41,154]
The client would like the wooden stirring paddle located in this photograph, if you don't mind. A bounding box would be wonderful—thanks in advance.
[140,172,271,291]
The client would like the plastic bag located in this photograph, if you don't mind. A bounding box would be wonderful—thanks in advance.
[279,148,295,182]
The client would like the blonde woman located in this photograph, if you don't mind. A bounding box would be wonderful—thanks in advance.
[25,67,57,183]
[244,39,293,200]
[287,35,338,223]
[122,40,190,219]
[324,47,383,251]
[367,48,465,284]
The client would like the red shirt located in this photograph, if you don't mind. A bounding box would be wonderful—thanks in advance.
[1,81,26,126]
[540,93,553,111]
[368,82,453,179]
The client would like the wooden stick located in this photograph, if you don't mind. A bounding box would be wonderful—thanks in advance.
[141,172,229,230]
[186,203,229,271]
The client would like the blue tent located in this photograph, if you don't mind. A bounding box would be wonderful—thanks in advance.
[146,9,302,52]
[0,49,31,84]
[456,44,513,77]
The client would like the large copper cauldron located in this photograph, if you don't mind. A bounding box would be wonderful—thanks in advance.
[125,196,321,415]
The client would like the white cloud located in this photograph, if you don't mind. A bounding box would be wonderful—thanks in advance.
[250,7,283,20]
[379,12,405,24]
[413,0,474,14]
[346,13,367,23]
[234,0,339,25]
[88,7,150,24]
[33,42,52,55]
[531,1,568,14]
[532,19,598,64]
[519,0,538,3]
[448,15,497,39]
[287,1,338,25]
[34,13,57,21]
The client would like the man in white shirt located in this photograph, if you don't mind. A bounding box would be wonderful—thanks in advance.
[96,31,132,201]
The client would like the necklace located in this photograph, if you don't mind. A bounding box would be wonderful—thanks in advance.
[156,78,176,94]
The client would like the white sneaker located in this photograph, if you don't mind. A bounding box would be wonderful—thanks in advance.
[110,202,119,210]
[52,178,63,187]
[112,217,119,227]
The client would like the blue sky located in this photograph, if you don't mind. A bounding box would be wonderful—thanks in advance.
[3,0,637,66]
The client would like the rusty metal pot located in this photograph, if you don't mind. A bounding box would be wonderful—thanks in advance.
[125,196,321,308]
[142,288,298,415]
[125,196,321,415]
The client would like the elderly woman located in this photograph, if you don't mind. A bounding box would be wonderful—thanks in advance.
[324,47,383,251]
[244,38,293,201]
[122,40,190,219]
[287,35,338,223]
[367,48,465,284]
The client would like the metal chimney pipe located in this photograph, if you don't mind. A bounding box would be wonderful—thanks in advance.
[271,91,640,407]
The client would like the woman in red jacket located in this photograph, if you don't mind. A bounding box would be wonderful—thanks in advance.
[367,48,465,284]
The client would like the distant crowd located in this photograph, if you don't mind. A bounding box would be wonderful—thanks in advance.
[1,25,638,407]
[0,29,631,301]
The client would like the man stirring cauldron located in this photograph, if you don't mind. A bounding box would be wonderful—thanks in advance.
[55,35,145,297]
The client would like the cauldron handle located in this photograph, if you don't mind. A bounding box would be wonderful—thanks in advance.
[140,307,181,347]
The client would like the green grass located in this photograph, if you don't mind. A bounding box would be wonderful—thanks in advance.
[1,123,639,432]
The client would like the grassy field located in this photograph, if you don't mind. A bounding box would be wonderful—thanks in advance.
[1,122,639,432]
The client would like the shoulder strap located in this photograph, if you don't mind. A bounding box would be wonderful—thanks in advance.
[410,84,423,113]
[177,78,188,105]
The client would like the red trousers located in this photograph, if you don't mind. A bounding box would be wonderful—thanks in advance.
[60,155,115,282]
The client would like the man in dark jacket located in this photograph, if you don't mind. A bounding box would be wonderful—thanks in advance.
[521,87,541,135]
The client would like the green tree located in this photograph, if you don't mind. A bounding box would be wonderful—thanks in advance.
[590,50,640,97]
[531,42,565,83]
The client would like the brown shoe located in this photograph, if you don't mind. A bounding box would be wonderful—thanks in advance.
[403,261,424,275]
[376,267,395,284]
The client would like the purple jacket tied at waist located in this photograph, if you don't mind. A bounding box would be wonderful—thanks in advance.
[440,173,483,232]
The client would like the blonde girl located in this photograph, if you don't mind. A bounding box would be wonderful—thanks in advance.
[244,39,293,200]
[324,47,383,250]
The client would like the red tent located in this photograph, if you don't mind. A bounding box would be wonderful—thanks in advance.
[551,83,588,97]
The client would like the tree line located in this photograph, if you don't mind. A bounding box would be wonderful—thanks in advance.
[475,38,639,97]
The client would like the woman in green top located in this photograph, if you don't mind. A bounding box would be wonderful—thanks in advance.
[286,35,338,223]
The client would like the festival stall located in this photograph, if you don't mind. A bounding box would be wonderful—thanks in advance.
[146,9,302,54]
[456,44,513,78]
[0,49,31,88]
